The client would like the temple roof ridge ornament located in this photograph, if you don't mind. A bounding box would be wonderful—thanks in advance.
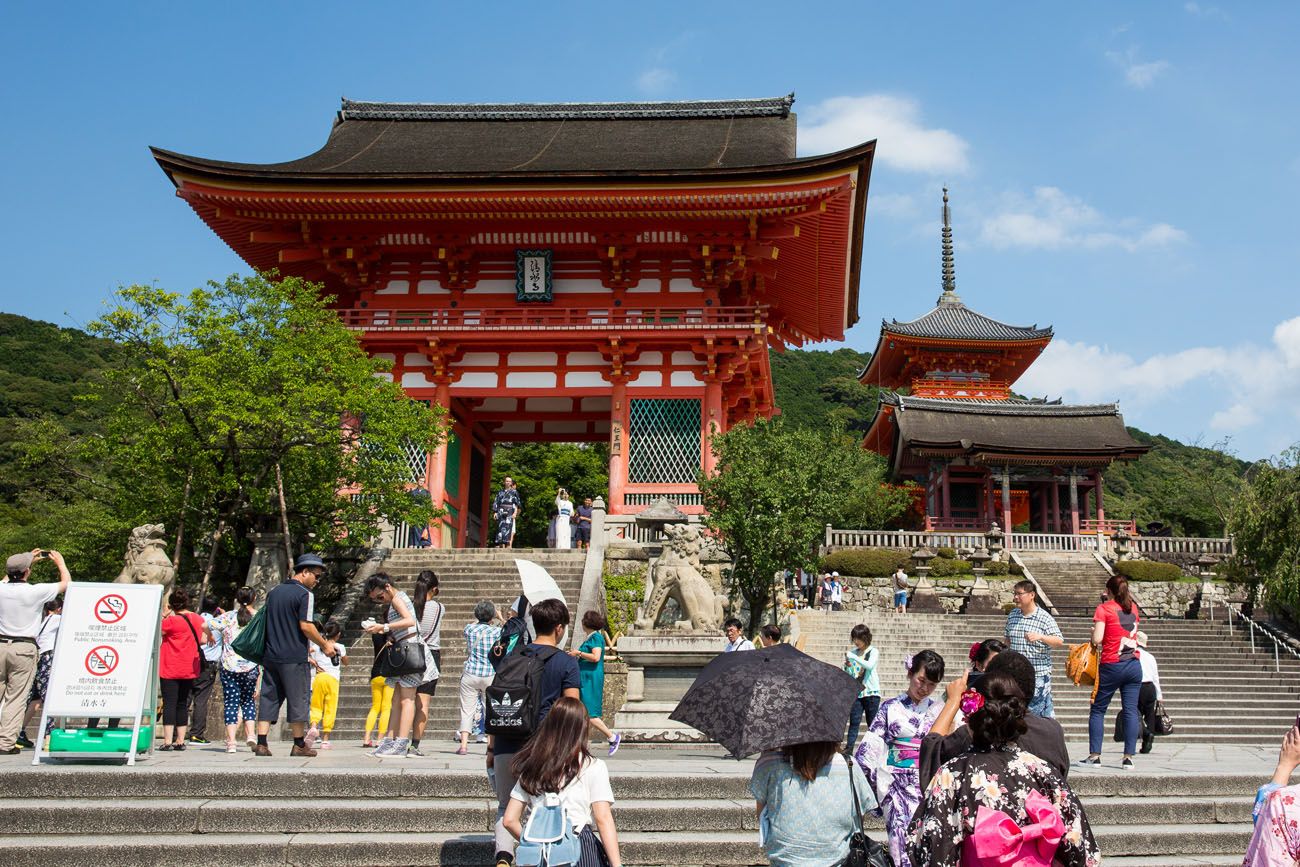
[338,94,796,122]
[939,186,960,305]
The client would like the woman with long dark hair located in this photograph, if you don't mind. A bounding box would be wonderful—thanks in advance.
[409,570,444,756]
[1079,574,1143,769]
[211,587,260,753]
[855,648,946,867]
[364,572,419,758]
[502,696,621,867]
[158,588,208,751]
[751,738,875,866]
[907,668,1099,867]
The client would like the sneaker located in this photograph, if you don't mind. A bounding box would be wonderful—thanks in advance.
[253,744,273,757]
[475,735,489,744]
[0,746,21,756]
[380,738,411,758]
[290,743,318,758]
[370,737,395,757]
[246,738,257,751]
[15,734,33,749]
[226,742,237,754]
[320,741,333,750]
[1074,755,1101,766]
[188,735,209,744]
[608,732,621,757]
[1122,757,1135,770]
[304,726,320,749]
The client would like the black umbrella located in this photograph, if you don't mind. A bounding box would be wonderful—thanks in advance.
[669,644,862,757]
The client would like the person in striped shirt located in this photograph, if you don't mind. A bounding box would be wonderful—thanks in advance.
[458,600,502,755]
[1004,580,1064,718]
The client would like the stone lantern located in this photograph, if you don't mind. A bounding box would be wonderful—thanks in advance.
[985,523,1005,561]
[969,547,992,580]
[912,546,937,579]
[1196,549,1218,578]
[1112,526,1134,561]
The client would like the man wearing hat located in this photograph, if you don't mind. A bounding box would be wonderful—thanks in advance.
[0,549,70,754]
[253,553,337,757]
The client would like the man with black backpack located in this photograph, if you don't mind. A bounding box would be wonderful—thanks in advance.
[485,597,580,867]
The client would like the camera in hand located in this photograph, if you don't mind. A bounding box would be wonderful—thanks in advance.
[329,652,342,666]
[967,669,986,688]
[37,551,52,559]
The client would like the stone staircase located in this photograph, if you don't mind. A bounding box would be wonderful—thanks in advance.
[1016,551,1113,616]
[330,547,585,742]
[793,610,1300,744]
[0,761,1259,865]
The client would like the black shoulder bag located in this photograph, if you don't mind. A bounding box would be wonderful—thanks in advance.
[842,754,893,867]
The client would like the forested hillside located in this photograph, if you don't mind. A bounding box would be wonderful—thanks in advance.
[0,313,1246,551]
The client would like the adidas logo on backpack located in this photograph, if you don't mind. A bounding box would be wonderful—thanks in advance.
[485,645,560,738]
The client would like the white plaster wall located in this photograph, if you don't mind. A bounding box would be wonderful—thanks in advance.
[506,371,558,388]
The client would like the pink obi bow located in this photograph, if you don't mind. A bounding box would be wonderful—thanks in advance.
[961,791,1066,867]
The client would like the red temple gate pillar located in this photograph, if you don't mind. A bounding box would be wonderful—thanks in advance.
[701,377,723,477]
[1094,470,1105,522]
[608,376,629,513]
[1068,471,1081,535]
[1050,480,1061,534]
[940,464,952,523]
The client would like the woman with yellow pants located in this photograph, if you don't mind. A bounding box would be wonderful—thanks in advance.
[363,628,394,747]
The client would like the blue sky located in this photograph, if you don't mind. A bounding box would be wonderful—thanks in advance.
[3,2,1298,459]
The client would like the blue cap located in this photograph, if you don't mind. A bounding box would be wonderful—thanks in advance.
[294,553,326,570]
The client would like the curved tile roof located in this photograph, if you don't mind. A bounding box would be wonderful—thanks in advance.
[339,95,795,122]
[883,300,1052,342]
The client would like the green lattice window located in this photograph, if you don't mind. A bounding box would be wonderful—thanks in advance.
[628,398,701,484]
[402,438,428,485]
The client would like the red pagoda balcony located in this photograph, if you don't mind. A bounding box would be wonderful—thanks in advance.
[924,516,991,532]
[1079,518,1138,535]
[910,378,1011,400]
[340,305,767,335]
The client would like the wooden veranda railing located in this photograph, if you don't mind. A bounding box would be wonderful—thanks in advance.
[340,305,767,333]
[824,526,1234,556]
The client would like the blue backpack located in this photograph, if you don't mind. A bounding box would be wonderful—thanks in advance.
[515,792,582,867]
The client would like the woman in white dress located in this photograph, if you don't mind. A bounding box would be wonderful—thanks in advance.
[555,487,574,549]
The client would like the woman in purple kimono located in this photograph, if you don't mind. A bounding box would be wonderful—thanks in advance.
[855,649,946,867]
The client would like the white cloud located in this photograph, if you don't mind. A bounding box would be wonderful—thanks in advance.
[636,67,676,95]
[978,186,1188,252]
[1106,47,1170,89]
[1184,2,1228,20]
[1016,315,1300,454]
[798,94,969,174]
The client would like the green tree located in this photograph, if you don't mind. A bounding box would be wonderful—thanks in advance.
[490,442,609,547]
[1228,446,1300,616]
[698,418,912,631]
[83,273,444,594]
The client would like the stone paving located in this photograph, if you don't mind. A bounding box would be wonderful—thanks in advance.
[1,737,1279,778]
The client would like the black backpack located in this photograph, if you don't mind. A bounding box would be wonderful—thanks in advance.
[489,614,528,671]
[484,644,559,739]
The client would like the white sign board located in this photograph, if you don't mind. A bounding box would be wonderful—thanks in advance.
[44,582,162,718]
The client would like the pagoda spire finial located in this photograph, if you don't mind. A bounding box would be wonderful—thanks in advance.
[939,186,961,305]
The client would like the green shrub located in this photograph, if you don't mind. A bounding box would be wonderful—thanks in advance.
[929,557,973,577]
[936,547,957,559]
[604,569,646,640]
[984,560,1011,576]
[1114,560,1184,583]
[821,548,911,577]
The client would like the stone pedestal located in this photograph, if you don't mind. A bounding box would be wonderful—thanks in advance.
[614,632,722,743]
[245,532,289,598]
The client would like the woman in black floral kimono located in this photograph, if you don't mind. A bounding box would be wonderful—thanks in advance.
[906,669,1100,867]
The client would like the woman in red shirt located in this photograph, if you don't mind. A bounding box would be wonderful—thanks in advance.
[158,589,208,751]
[1080,575,1143,769]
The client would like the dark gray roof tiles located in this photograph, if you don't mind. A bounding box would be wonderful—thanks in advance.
[886,393,1120,418]
[339,95,795,122]
[883,300,1052,342]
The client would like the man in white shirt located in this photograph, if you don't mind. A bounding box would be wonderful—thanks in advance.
[0,549,71,754]
[722,618,755,653]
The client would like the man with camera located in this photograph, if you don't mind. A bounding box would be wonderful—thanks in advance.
[0,549,71,755]
[253,553,336,758]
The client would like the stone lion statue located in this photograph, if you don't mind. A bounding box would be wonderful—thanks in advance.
[114,524,177,591]
[635,523,728,632]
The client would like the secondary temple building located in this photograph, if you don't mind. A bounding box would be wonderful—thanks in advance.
[860,191,1149,535]
[153,96,875,546]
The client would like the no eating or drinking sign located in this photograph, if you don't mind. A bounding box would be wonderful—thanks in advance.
[44,583,162,718]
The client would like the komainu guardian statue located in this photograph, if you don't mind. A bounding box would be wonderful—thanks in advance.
[635,523,728,632]
[114,524,177,592]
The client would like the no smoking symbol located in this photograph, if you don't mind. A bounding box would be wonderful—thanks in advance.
[94,594,128,624]
[85,645,119,677]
